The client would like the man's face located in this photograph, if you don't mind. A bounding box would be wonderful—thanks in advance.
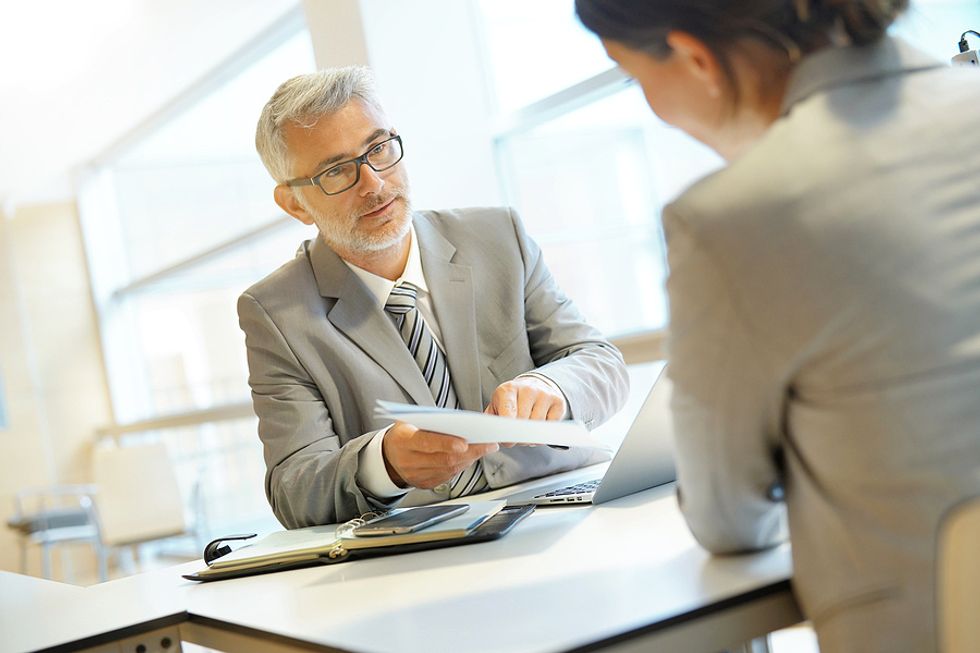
[279,99,412,257]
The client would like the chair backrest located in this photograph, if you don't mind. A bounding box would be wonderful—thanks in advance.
[92,441,187,546]
[938,495,980,653]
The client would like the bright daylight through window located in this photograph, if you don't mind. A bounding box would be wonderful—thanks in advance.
[72,0,980,549]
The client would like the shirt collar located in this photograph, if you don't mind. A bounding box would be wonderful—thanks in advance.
[343,224,428,307]
[780,36,943,116]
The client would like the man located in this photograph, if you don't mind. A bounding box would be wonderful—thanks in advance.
[241,66,628,528]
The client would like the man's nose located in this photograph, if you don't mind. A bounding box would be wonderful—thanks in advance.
[357,163,385,195]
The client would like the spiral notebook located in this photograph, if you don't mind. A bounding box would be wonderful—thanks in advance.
[183,502,533,582]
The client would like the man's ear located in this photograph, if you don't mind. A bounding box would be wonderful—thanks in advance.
[274,185,315,225]
[665,30,725,99]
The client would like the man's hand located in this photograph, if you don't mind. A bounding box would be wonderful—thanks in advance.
[382,421,499,489]
[485,376,566,421]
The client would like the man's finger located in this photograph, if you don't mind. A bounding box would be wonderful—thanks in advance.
[470,442,500,456]
[546,401,565,421]
[412,430,469,454]
[528,397,552,421]
[516,388,536,419]
[492,385,518,417]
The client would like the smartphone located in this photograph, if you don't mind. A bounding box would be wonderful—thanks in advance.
[352,504,470,536]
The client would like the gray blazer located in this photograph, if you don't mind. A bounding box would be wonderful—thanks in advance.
[664,38,980,652]
[239,207,627,528]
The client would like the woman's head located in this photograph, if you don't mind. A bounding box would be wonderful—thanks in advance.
[576,0,908,157]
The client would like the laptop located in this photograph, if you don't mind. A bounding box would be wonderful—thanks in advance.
[506,361,676,506]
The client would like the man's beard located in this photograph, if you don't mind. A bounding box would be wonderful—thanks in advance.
[297,185,413,256]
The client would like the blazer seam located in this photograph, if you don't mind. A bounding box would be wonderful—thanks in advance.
[665,205,787,540]
[241,292,320,392]
[664,204,782,382]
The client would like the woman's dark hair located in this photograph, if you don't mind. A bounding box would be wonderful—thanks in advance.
[575,0,908,97]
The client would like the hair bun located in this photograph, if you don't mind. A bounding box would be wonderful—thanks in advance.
[807,0,909,45]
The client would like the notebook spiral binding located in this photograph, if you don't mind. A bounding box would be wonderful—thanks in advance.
[328,510,387,559]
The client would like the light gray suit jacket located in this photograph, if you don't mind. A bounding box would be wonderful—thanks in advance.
[239,207,627,528]
[664,38,980,652]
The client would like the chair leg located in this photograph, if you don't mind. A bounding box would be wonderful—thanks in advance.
[19,537,28,574]
[131,544,141,572]
[118,545,137,575]
[97,543,109,583]
[41,541,52,579]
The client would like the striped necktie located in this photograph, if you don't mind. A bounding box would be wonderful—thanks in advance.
[384,281,488,496]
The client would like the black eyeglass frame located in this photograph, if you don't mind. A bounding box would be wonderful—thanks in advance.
[284,134,404,196]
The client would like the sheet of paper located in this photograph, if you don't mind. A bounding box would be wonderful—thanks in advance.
[374,400,613,451]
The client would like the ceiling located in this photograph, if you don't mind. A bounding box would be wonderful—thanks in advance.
[0,0,299,208]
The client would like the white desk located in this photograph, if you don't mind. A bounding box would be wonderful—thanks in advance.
[2,479,801,653]
[1,561,189,653]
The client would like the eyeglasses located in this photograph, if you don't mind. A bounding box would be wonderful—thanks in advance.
[285,135,404,196]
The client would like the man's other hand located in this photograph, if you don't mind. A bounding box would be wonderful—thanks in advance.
[485,376,566,421]
[382,421,499,489]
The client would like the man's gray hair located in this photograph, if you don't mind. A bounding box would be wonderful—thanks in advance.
[255,66,384,183]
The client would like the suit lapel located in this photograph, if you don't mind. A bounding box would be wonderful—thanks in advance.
[415,216,483,412]
[308,237,434,406]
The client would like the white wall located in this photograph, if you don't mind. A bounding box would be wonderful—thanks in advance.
[0,202,113,577]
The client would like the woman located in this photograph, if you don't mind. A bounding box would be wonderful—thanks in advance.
[575,1,980,651]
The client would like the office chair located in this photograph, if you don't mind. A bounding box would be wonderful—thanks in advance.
[8,441,192,583]
[7,484,103,581]
[91,440,189,581]
[938,494,980,653]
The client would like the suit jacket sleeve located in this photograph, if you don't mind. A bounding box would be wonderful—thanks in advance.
[509,208,629,426]
[238,292,398,528]
[662,204,787,554]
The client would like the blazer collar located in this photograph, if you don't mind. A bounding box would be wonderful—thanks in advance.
[781,36,943,115]
[306,224,434,406]
[414,213,483,411]
[303,214,483,410]
[309,235,353,299]
[413,212,456,262]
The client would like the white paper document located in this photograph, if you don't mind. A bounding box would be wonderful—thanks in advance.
[374,400,613,451]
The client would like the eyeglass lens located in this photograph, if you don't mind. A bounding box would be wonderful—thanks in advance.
[318,138,403,194]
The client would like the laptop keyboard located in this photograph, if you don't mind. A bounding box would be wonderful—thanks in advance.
[538,479,601,498]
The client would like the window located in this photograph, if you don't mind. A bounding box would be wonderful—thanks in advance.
[78,13,316,539]
[81,25,315,424]
[477,0,723,338]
